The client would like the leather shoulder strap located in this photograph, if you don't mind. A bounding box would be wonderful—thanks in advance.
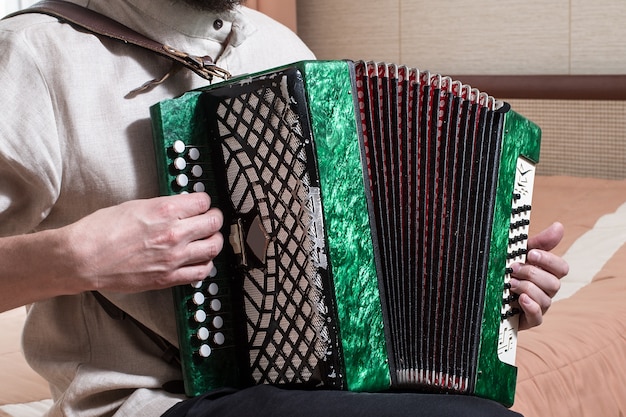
[4,0,230,82]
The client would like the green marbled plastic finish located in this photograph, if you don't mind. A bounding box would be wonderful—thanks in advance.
[475,109,541,407]
[151,90,202,196]
[151,93,241,396]
[301,61,390,391]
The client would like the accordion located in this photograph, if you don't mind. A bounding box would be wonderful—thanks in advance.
[150,60,541,407]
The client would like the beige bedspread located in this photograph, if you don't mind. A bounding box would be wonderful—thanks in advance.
[512,176,626,416]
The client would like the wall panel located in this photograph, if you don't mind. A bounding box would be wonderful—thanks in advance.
[297,0,626,76]
[571,0,626,74]
[297,0,401,63]
[399,0,569,75]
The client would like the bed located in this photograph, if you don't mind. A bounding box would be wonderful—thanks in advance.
[2,76,626,417]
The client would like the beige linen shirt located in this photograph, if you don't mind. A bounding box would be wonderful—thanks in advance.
[0,1,314,415]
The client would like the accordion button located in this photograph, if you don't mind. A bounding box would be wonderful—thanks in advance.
[208,283,219,296]
[194,309,207,323]
[210,299,222,312]
[191,165,203,177]
[197,327,210,341]
[188,148,200,161]
[176,174,189,187]
[212,316,224,329]
[213,332,225,346]
[193,182,206,193]
[172,140,186,154]
[192,292,205,306]
[198,344,211,358]
[173,157,186,171]
[209,266,218,278]
[191,280,203,289]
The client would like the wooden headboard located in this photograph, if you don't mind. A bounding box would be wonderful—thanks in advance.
[450,75,626,101]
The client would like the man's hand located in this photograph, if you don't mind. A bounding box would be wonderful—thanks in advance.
[509,222,569,330]
[65,193,223,294]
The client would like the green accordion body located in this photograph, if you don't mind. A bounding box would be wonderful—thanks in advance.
[150,60,541,407]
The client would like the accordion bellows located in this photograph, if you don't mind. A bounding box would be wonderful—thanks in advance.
[150,60,541,407]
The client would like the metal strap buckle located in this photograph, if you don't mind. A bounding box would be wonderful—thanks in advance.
[163,45,232,81]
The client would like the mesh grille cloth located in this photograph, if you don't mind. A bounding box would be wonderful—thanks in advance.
[506,99,626,180]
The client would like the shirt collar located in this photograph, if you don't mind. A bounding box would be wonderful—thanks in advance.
[80,0,256,59]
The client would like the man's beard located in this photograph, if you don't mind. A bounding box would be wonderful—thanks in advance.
[178,0,244,13]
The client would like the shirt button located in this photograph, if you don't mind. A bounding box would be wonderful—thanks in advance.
[213,19,224,30]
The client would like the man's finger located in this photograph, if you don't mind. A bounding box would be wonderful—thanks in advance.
[528,221,564,252]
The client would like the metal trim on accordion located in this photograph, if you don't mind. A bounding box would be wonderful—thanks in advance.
[150,60,541,407]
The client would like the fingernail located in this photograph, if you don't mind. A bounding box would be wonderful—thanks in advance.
[519,293,532,307]
[526,249,540,263]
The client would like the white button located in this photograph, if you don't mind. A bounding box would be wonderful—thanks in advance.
[213,332,225,345]
[192,292,205,306]
[191,280,203,289]
[172,140,186,154]
[193,182,206,192]
[198,344,211,357]
[197,327,210,341]
[212,316,224,329]
[173,157,187,171]
[194,310,207,323]
[210,299,222,312]
[176,174,189,187]
[208,283,219,296]
[191,165,203,177]
[189,148,201,160]
[209,266,218,278]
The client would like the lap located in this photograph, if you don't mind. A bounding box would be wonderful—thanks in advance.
[162,386,522,417]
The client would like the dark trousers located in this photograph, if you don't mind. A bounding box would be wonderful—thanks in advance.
[162,386,523,417]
